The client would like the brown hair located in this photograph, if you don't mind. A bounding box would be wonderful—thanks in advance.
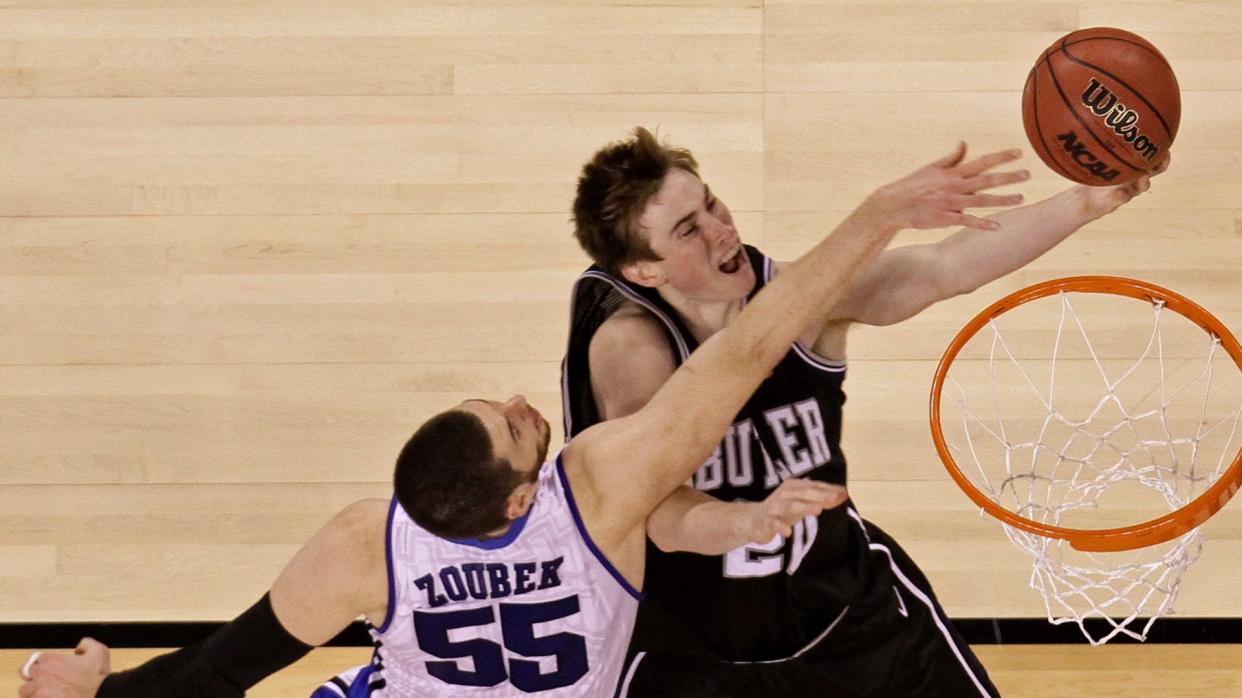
[572,127,700,275]
[394,410,524,539]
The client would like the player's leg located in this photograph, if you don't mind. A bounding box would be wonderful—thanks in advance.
[859,521,1000,697]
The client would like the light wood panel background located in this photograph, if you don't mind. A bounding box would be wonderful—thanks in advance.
[2,0,1240,688]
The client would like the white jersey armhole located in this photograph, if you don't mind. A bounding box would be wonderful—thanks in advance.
[553,454,644,601]
[373,496,400,634]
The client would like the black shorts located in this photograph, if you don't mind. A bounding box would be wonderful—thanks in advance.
[615,522,999,698]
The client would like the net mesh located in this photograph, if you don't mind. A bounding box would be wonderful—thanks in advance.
[942,290,1241,644]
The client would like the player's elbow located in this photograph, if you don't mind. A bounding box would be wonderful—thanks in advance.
[938,269,982,304]
[644,514,685,553]
[932,238,1000,300]
[855,276,960,328]
[647,528,683,553]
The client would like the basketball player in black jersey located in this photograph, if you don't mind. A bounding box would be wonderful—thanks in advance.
[564,128,1167,697]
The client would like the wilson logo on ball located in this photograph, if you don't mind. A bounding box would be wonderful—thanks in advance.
[1054,131,1120,182]
[1021,27,1180,186]
[1081,78,1161,162]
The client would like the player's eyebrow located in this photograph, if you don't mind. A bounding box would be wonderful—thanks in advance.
[668,182,711,238]
[668,209,696,238]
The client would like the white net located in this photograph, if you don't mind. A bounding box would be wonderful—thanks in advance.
[940,289,1242,644]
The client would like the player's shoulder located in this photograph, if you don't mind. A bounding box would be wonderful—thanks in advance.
[589,302,677,376]
[328,499,391,545]
[591,300,670,353]
[589,301,678,402]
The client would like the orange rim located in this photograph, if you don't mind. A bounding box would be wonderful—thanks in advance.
[930,276,1242,552]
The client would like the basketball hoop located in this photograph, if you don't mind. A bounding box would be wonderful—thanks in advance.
[929,276,1242,643]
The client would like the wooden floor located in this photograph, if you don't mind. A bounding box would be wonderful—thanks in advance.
[2,2,1240,694]
[4,645,1241,698]
[3,0,1239,629]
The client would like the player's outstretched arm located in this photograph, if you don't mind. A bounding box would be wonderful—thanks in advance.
[588,311,852,555]
[570,142,1029,534]
[17,499,389,698]
[826,154,1170,330]
[647,480,849,555]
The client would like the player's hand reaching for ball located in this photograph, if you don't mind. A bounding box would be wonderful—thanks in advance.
[1074,152,1171,220]
[737,478,849,544]
[18,638,110,698]
[860,142,1030,232]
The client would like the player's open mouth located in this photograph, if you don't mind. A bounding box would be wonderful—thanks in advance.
[718,245,744,274]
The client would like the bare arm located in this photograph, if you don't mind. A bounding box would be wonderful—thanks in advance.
[591,304,852,554]
[568,143,1029,540]
[590,307,789,554]
[825,163,1167,332]
[646,480,848,555]
[19,499,390,698]
[270,498,391,645]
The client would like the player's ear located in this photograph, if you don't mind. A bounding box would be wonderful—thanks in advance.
[505,482,538,521]
[620,259,664,288]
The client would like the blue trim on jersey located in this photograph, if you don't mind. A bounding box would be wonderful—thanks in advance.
[309,665,380,698]
[350,666,379,698]
[447,496,534,550]
[375,497,400,634]
[555,453,644,601]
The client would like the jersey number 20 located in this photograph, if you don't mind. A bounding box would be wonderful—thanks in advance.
[413,594,589,691]
[724,515,819,577]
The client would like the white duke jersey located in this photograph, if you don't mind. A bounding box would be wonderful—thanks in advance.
[365,452,642,697]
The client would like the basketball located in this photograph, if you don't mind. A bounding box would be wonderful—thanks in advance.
[1022,27,1180,186]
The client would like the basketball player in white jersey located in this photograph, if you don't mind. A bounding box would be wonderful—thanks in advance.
[18,143,1028,698]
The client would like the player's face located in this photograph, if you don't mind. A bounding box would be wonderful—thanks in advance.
[458,396,551,481]
[629,168,755,303]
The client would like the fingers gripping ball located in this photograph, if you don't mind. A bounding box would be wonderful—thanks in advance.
[1022,27,1180,185]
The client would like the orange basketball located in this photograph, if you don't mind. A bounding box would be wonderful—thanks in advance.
[1022,27,1180,186]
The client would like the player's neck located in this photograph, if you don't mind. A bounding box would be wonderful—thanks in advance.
[657,288,747,343]
[479,521,515,541]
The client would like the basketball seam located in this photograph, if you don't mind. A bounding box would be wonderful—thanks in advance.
[1046,37,1145,175]
[1027,64,1080,182]
[1060,42,1176,139]
[1060,34,1175,73]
